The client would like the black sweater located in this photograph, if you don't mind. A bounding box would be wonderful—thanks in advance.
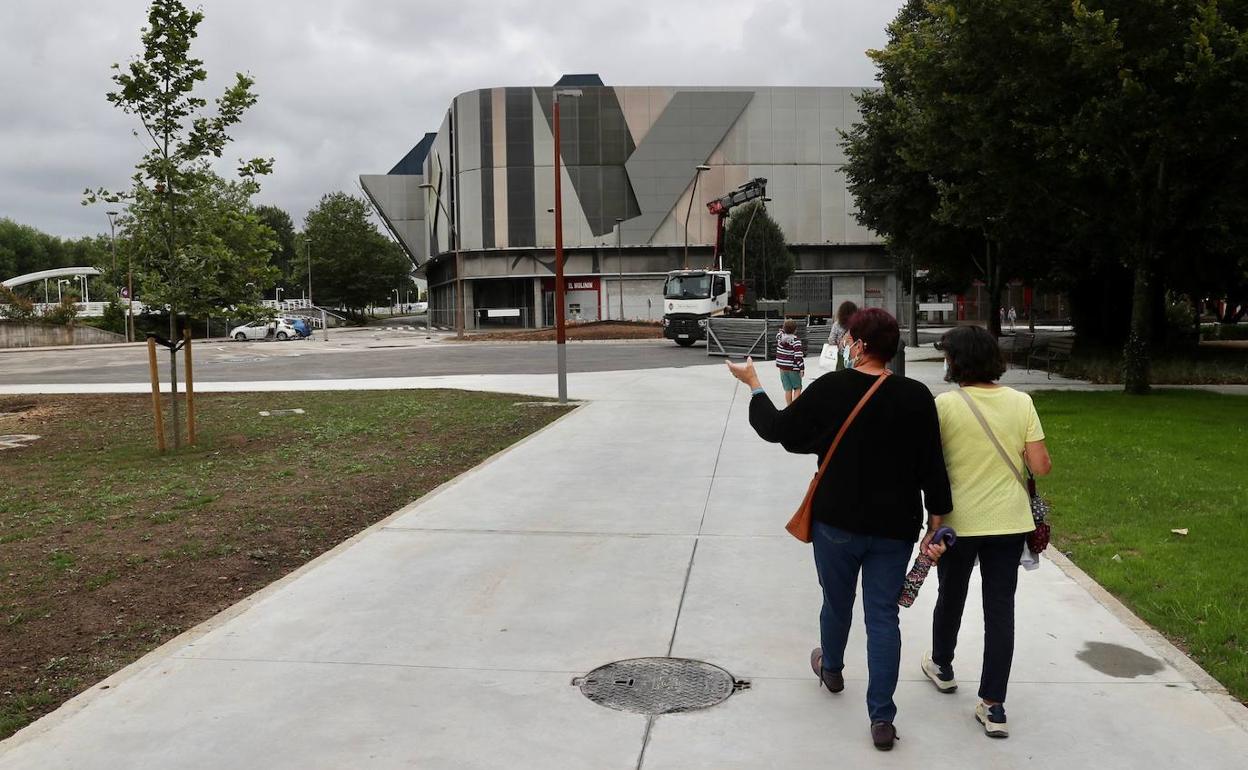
[749,369,953,543]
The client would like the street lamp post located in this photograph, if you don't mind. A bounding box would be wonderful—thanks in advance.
[105,210,132,341]
[105,211,119,276]
[552,87,582,404]
[615,217,624,321]
[741,197,772,293]
[684,164,711,269]
[909,255,919,349]
[306,239,313,308]
[418,182,463,339]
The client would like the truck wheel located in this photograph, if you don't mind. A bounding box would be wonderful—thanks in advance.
[675,338,696,347]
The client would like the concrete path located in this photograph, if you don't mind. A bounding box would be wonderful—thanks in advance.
[1,362,1245,769]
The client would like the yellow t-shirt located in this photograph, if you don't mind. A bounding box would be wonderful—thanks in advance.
[934,386,1045,536]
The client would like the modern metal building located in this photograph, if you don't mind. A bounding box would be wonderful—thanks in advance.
[361,75,893,329]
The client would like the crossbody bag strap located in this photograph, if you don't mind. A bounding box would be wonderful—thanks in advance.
[812,371,890,480]
[955,387,1027,490]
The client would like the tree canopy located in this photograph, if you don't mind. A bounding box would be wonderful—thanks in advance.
[842,0,1248,392]
[298,192,412,316]
[721,201,795,300]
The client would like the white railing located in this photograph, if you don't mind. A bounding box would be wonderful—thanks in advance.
[5,301,148,319]
[261,298,313,311]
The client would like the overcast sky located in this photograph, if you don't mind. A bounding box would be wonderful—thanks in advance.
[0,0,904,239]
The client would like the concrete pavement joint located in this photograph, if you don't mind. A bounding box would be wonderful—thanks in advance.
[0,398,589,752]
[169,655,581,676]
[1045,548,1248,728]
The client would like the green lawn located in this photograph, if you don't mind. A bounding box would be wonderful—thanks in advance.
[1032,390,1248,702]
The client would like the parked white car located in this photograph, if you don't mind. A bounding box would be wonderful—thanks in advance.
[229,319,300,341]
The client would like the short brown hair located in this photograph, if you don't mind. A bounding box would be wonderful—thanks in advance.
[783,319,797,334]
[938,326,1006,384]
[847,308,899,362]
[836,301,858,327]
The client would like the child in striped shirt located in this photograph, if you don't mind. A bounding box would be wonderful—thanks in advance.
[775,319,805,404]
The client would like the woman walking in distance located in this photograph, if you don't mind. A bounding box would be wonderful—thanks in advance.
[920,325,1052,738]
[726,308,952,751]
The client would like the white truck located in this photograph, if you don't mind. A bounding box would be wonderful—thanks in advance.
[661,269,733,346]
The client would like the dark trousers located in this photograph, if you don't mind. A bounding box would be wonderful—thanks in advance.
[931,533,1026,704]
[812,521,913,723]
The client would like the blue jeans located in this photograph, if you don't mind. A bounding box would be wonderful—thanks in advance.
[812,521,913,723]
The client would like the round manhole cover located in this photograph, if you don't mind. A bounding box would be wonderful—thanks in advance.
[574,658,744,715]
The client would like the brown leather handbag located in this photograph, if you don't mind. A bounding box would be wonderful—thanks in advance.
[785,372,890,542]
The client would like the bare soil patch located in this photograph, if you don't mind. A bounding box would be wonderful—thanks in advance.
[0,391,570,737]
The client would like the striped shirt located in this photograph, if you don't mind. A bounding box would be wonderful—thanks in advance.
[775,331,805,371]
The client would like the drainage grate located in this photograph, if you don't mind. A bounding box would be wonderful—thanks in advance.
[573,658,746,715]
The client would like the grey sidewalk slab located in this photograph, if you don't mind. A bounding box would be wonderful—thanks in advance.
[1,362,1245,769]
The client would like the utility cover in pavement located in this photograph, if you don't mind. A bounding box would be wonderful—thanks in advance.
[574,658,746,715]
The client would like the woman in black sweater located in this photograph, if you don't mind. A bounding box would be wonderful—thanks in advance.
[726,308,952,751]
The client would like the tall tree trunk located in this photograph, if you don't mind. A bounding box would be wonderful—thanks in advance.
[1123,258,1153,395]
[985,240,1002,337]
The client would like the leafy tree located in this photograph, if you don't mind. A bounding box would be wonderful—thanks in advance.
[1060,0,1248,392]
[846,0,1248,393]
[256,205,298,292]
[299,192,411,317]
[721,201,795,300]
[118,167,277,319]
[84,0,273,446]
[0,219,110,285]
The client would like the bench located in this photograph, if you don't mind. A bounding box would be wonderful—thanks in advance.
[1027,336,1075,379]
[997,333,1034,366]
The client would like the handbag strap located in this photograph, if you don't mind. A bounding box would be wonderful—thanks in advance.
[955,388,1027,490]
[811,371,890,482]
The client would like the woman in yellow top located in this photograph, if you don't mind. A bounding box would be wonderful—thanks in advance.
[919,326,1052,739]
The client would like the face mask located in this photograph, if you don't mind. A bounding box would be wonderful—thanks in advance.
[943,359,949,378]
[842,344,853,368]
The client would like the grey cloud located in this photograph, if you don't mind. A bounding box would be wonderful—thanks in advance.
[0,0,903,238]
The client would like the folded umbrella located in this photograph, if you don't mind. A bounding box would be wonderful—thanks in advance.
[898,526,957,608]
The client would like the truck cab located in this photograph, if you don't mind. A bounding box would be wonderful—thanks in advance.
[661,269,731,346]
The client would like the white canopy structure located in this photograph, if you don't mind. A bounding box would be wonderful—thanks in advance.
[2,266,102,289]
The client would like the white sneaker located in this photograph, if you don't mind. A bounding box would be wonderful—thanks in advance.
[921,651,958,693]
[975,701,1009,738]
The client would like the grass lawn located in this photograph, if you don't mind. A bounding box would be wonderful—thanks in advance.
[0,390,571,738]
[1032,389,1248,703]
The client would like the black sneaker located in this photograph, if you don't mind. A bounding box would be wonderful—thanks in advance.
[975,702,1009,738]
[921,651,958,693]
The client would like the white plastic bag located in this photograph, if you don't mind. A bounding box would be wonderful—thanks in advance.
[819,343,838,369]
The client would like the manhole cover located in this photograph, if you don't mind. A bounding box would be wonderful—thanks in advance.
[574,658,746,715]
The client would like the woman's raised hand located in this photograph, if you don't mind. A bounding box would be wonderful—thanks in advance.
[725,357,761,389]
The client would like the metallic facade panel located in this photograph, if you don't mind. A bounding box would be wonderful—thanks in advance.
[621,90,753,245]
[373,85,883,257]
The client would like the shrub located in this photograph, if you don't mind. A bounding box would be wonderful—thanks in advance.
[0,286,36,321]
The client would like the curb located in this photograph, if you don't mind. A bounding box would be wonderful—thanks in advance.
[0,398,588,754]
[1045,548,1248,729]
